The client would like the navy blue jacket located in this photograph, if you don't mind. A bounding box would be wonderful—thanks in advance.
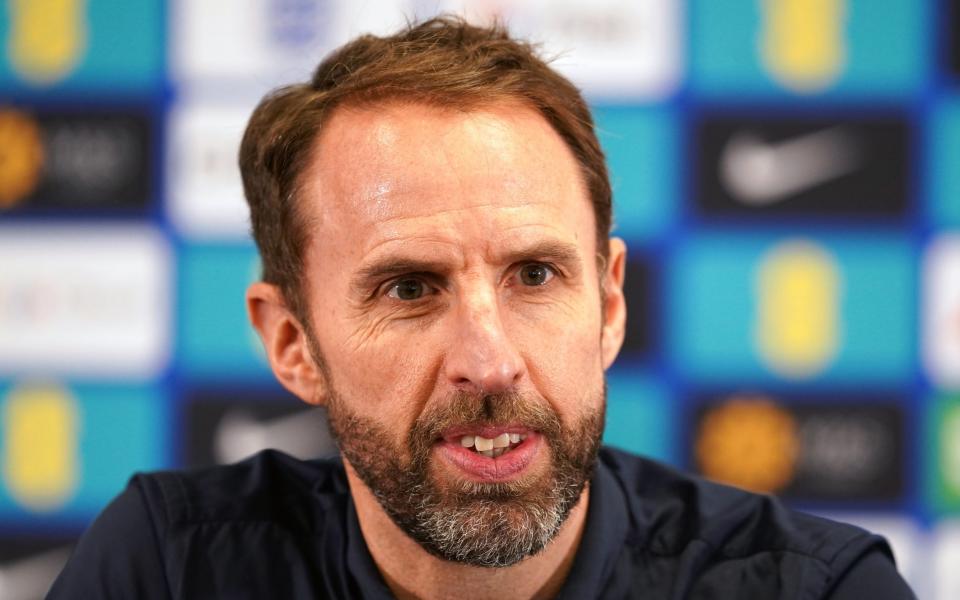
[49,447,914,599]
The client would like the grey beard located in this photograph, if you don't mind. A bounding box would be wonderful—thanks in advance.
[327,390,604,568]
[400,465,586,567]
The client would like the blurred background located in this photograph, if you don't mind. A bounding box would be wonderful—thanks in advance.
[0,0,957,597]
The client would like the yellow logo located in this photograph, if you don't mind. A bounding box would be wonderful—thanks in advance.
[6,0,88,85]
[695,395,799,493]
[2,382,80,512]
[754,240,841,379]
[759,0,848,93]
[0,108,44,208]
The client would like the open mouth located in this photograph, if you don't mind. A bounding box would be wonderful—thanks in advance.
[457,432,529,458]
[437,428,541,482]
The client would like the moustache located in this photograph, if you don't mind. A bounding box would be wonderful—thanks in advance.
[406,391,563,462]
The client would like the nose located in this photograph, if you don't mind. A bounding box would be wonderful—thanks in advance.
[443,284,524,394]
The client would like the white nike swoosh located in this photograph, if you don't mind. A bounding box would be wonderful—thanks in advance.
[214,408,334,464]
[719,125,861,205]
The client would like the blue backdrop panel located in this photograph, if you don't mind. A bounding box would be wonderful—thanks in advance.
[0,382,168,529]
[669,233,915,385]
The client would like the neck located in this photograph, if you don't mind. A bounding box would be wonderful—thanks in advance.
[344,462,589,600]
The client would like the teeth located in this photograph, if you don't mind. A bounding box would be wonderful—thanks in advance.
[458,432,530,454]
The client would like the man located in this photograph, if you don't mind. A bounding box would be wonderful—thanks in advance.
[50,17,914,599]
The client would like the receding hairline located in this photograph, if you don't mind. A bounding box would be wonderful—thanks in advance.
[292,95,597,225]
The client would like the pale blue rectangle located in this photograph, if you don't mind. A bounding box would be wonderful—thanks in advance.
[0,0,164,90]
[929,100,960,227]
[178,243,275,381]
[594,106,679,242]
[690,0,929,98]
[0,383,168,526]
[603,369,674,463]
[669,233,915,385]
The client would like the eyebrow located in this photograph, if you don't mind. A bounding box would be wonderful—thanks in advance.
[350,239,584,293]
[500,240,583,275]
[351,258,452,293]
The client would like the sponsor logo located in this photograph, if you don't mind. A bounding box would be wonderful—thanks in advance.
[267,0,327,48]
[942,403,960,502]
[6,0,88,85]
[168,102,255,238]
[0,382,167,524]
[754,240,840,379]
[0,537,75,600]
[691,0,926,96]
[671,234,913,384]
[695,395,800,493]
[0,106,154,213]
[2,383,79,513]
[0,226,171,378]
[0,109,44,208]
[692,393,905,502]
[759,0,848,93]
[720,126,860,205]
[171,0,341,86]
[930,396,960,513]
[694,113,910,216]
[433,0,681,99]
[923,235,960,387]
[184,392,336,467]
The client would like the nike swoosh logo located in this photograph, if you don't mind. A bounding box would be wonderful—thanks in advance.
[719,125,861,205]
[214,408,334,463]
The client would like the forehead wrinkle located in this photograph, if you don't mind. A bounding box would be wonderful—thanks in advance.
[358,203,584,264]
[367,199,552,228]
[359,233,464,269]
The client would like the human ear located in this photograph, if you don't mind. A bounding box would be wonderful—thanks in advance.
[246,282,327,405]
[600,237,627,370]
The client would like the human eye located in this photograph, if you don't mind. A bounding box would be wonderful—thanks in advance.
[385,277,432,300]
[515,262,556,287]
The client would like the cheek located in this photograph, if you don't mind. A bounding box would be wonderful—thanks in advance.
[327,336,438,425]
[510,297,605,411]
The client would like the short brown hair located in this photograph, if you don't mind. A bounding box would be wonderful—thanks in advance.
[239,15,612,321]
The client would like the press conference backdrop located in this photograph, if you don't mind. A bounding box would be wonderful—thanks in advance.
[0,0,957,597]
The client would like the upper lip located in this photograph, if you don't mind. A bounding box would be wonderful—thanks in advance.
[439,424,533,443]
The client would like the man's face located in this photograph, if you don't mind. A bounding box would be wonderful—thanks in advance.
[297,101,624,566]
